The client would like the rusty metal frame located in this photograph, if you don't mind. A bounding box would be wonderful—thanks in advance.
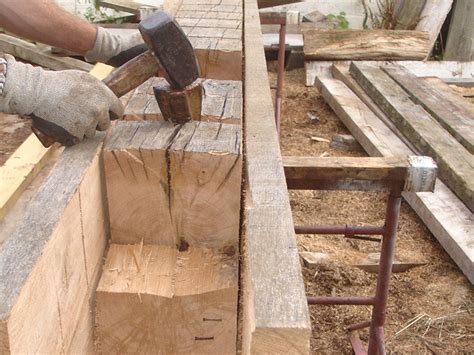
[295,188,403,354]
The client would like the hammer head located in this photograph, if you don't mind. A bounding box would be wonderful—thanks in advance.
[139,11,200,89]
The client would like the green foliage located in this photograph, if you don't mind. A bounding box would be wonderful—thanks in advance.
[327,11,350,29]
[83,6,124,24]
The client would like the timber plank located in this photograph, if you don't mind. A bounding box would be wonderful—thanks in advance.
[0,134,107,353]
[123,77,242,124]
[317,76,474,284]
[0,34,93,72]
[242,0,311,353]
[421,77,474,117]
[445,0,473,61]
[416,0,453,55]
[382,64,474,154]
[283,156,437,192]
[303,30,430,60]
[350,62,474,212]
[0,135,55,220]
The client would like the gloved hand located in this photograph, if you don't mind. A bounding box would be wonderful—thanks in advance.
[85,27,147,67]
[0,54,123,146]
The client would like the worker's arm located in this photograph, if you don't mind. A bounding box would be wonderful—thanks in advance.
[0,0,145,65]
[1,0,96,55]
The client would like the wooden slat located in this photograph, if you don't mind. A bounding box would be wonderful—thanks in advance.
[422,77,474,114]
[0,34,93,72]
[382,64,474,154]
[316,76,474,284]
[242,0,311,353]
[303,29,430,60]
[445,0,474,61]
[416,0,453,55]
[0,135,54,220]
[350,62,474,212]
[123,77,242,124]
[331,64,419,154]
[0,134,108,353]
[283,156,437,192]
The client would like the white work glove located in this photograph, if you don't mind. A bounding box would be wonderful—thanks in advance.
[0,54,123,146]
[85,27,147,66]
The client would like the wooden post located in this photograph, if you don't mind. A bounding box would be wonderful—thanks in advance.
[445,0,474,61]
[103,120,242,248]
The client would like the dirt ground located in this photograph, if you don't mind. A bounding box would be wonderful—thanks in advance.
[267,64,473,353]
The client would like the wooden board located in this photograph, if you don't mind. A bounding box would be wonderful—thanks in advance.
[331,63,419,154]
[416,0,453,55]
[316,76,474,284]
[0,34,93,72]
[395,0,426,30]
[382,64,474,154]
[0,134,108,353]
[399,61,474,78]
[0,135,54,220]
[350,62,474,212]
[283,156,437,192]
[123,77,242,124]
[242,0,311,353]
[175,0,242,80]
[97,0,161,19]
[96,244,238,353]
[104,120,242,248]
[422,77,474,115]
[303,29,430,60]
[445,0,474,61]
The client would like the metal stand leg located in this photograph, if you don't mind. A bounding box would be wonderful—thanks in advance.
[368,191,402,354]
[303,190,403,354]
[275,23,286,138]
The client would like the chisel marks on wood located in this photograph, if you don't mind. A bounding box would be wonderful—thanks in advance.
[104,121,241,249]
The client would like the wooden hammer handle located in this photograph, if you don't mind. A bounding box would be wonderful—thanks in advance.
[103,50,165,98]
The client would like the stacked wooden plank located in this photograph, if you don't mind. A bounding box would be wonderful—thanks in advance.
[310,61,474,284]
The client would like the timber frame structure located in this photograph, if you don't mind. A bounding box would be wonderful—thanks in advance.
[0,0,312,353]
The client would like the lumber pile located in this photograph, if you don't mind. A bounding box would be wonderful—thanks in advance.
[309,61,474,284]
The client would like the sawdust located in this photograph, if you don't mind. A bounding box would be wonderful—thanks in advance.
[268,65,473,353]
